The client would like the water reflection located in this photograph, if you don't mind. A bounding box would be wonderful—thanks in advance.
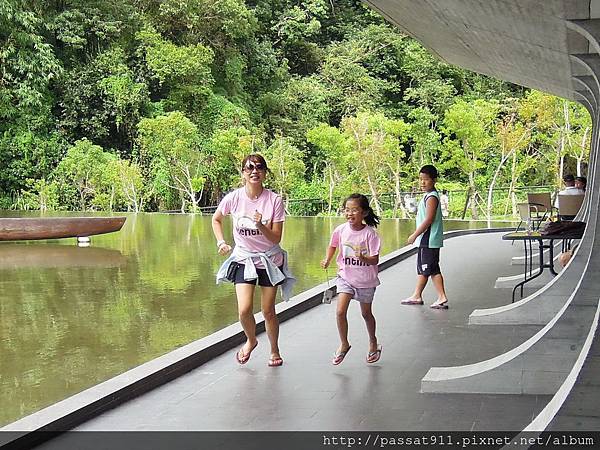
[0,244,126,269]
[0,214,510,426]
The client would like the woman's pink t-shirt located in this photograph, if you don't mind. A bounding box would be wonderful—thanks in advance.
[217,187,285,267]
[330,223,381,288]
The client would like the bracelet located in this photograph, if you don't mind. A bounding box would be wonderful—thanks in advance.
[216,240,227,248]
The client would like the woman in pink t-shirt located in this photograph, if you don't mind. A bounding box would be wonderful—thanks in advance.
[321,193,382,365]
[212,154,287,367]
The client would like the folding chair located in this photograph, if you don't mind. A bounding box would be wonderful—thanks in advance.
[527,192,557,222]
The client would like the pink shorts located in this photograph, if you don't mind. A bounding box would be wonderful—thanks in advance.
[336,277,376,303]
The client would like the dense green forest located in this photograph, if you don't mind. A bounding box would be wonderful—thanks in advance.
[0,0,591,218]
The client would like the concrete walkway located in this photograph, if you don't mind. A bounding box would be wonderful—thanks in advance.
[36,231,550,435]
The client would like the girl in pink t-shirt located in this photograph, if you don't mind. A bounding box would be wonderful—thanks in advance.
[321,194,382,365]
[212,154,287,368]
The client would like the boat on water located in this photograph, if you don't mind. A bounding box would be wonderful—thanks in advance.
[0,217,126,241]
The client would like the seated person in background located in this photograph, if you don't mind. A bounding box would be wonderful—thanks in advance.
[404,191,418,215]
[575,176,587,192]
[440,190,449,218]
[555,174,584,206]
[559,174,584,195]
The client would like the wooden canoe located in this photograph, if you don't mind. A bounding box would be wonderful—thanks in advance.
[0,217,126,241]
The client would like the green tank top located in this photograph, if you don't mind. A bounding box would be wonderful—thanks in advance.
[415,190,443,248]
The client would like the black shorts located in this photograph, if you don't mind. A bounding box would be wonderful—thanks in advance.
[417,247,441,276]
[231,263,285,287]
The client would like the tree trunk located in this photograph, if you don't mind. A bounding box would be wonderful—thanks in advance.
[392,172,401,218]
[366,173,382,217]
[557,132,565,186]
[487,152,513,219]
[328,166,334,215]
[469,172,478,219]
[506,151,518,217]
[577,126,589,176]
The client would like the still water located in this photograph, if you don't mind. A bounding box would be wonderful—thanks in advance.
[0,214,509,425]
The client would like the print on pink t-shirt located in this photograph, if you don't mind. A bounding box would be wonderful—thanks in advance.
[330,223,381,288]
[217,187,285,267]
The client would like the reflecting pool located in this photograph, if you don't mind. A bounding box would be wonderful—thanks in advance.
[0,213,510,425]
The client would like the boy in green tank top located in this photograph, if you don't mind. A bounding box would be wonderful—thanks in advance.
[401,165,449,309]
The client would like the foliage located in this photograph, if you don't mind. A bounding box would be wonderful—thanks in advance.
[264,137,305,196]
[0,0,62,123]
[136,28,214,115]
[53,139,118,210]
[137,111,206,211]
[0,0,591,219]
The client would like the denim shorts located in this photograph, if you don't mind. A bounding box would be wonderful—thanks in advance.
[335,277,376,303]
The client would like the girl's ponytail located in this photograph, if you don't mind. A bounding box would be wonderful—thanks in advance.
[365,206,380,228]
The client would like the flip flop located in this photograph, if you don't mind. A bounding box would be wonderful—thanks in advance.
[332,346,351,365]
[236,341,258,364]
[268,356,284,367]
[430,300,449,309]
[366,344,382,364]
[401,297,424,305]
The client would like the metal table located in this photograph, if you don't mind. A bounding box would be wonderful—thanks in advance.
[502,229,583,302]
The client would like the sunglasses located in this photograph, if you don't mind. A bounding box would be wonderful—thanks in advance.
[243,163,266,173]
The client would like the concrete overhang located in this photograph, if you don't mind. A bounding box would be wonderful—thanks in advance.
[364,0,600,103]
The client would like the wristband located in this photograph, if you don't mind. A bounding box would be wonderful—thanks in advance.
[216,240,227,248]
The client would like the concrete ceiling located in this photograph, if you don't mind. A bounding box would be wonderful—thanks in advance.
[364,0,600,111]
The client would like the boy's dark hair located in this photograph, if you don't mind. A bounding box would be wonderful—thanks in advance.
[563,174,575,182]
[575,176,587,184]
[343,193,380,228]
[420,164,438,180]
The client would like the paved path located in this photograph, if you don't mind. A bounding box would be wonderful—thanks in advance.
[42,232,549,435]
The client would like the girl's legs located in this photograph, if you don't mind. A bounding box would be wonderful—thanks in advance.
[431,274,449,304]
[259,286,281,361]
[335,293,353,353]
[235,283,258,354]
[359,302,378,353]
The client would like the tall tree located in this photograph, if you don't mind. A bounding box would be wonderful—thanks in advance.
[341,111,408,217]
[137,112,206,212]
[441,99,499,219]
[306,123,350,213]
[264,136,306,204]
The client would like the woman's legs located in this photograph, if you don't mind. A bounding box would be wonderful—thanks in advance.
[359,302,378,353]
[259,286,281,361]
[335,293,352,353]
[235,283,258,355]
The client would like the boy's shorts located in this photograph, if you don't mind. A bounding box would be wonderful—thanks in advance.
[417,247,441,276]
[336,277,376,303]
